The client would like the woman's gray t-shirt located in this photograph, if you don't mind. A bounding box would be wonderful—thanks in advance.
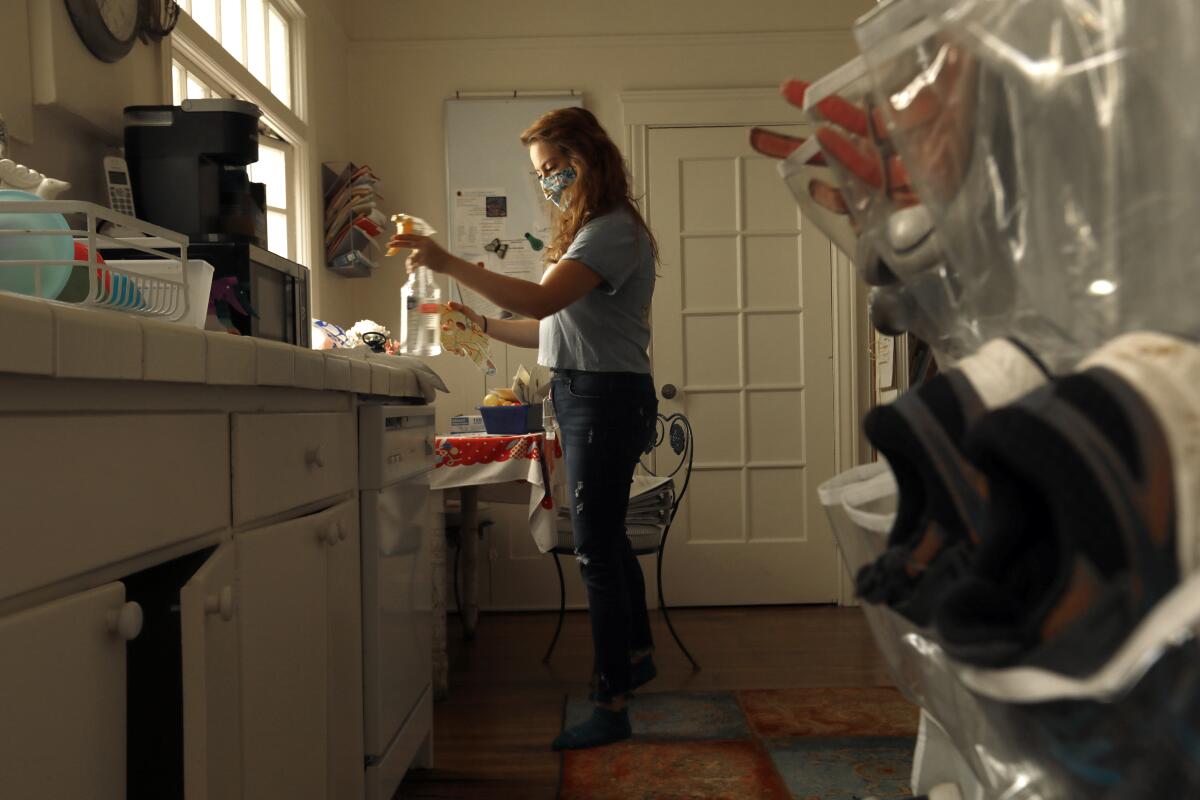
[538,209,655,374]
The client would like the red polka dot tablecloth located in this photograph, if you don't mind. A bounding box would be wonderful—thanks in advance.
[431,432,567,552]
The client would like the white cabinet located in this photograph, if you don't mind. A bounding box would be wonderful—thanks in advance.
[180,544,242,800]
[0,582,141,800]
[327,505,366,800]
[237,510,329,800]
[0,371,410,800]
[236,500,362,800]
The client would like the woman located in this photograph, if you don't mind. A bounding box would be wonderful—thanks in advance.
[389,107,660,751]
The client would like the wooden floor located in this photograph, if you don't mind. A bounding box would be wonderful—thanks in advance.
[395,605,893,799]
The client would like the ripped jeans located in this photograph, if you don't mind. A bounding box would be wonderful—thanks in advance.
[550,369,658,703]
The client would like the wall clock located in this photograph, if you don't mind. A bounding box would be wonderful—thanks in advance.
[64,0,146,63]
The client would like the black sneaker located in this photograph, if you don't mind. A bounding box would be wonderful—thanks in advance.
[856,338,1049,625]
[935,332,1194,675]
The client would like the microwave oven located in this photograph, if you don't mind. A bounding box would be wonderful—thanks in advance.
[104,239,310,347]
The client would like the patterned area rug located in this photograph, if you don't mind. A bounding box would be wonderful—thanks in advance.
[559,687,918,800]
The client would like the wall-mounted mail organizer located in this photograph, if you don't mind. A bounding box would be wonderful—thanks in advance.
[0,200,208,326]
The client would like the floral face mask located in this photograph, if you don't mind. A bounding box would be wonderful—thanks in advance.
[539,166,577,209]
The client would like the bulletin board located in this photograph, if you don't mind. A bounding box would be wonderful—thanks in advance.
[444,93,583,318]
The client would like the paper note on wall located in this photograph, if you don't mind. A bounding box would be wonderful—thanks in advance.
[454,187,506,253]
[497,240,542,282]
[453,187,511,316]
[875,331,895,392]
[451,251,504,319]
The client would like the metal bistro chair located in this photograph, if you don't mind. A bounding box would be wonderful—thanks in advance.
[542,412,699,670]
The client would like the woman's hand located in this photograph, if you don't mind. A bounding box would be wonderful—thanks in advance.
[388,234,453,274]
[448,301,484,330]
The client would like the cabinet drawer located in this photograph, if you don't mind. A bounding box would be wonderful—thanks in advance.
[232,412,356,524]
[0,413,229,602]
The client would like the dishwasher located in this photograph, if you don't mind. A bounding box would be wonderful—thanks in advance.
[358,402,437,799]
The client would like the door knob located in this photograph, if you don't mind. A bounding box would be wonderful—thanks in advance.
[204,586,235,622]
[661,383,678,400]
[304,446,325,469]
[107,602,144,641]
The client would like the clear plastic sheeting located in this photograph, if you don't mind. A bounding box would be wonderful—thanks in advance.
[795,1,1200,796]
[801,55,975,363]
[858,0,1200,371]
[967,640,1200,798]
[776,138,858,259]
[820,467,1047,799]
[822,458,1200,798]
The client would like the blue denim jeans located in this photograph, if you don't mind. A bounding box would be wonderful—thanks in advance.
[551,369,658,702]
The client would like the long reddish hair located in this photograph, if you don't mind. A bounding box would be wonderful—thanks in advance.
[520,107,658,265]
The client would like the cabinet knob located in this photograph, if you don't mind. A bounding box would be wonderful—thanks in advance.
[204,586,235,622]
[318,523,342,546]
[107,602,144,641]
[304,446,326,469]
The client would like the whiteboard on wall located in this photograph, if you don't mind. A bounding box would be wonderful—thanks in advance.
[444,94,582,317]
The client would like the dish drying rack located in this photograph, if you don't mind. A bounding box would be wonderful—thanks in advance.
[0,201,191,320]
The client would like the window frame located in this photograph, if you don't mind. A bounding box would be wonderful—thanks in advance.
[165,4,312,269]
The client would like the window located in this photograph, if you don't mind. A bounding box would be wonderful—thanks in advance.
[170,1,308,265]
[175,0,293,108]
[171,60,215,102]
[247,137,294,260]
[171,55,296,260]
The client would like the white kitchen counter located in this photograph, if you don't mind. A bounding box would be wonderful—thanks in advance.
[0,289,444,402]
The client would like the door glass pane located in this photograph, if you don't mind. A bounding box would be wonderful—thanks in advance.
[247,142,287,209]
[220,0,244,63]
[267,7,291,107]
[246,0,267,85]
[267,210,290,260]
[191,0,217,36]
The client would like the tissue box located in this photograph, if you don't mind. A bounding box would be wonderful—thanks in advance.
[449,413,485,434]
[479,404,543,435]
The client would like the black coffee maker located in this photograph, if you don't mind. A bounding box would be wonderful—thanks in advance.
[117,98,309,347]
[124,99,266,244]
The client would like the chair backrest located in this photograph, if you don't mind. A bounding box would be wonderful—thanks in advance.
[638,413,694,522]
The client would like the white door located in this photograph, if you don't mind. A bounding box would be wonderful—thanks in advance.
[648,124,840,606]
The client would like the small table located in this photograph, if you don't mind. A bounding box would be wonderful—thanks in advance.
[429,431,564,640]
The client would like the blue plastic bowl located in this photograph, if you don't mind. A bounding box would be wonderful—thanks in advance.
[479,404,544,435]
[0,190,73,299]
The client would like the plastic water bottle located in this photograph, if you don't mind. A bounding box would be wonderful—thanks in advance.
[400,266,442,356]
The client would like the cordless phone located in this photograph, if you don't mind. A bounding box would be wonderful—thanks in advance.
[103,156,137,218]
